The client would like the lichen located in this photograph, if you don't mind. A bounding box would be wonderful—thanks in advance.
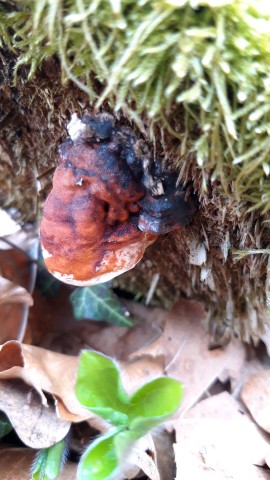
[1,0,270,214]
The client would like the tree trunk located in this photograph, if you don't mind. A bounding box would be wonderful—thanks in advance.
[1,5,269,343]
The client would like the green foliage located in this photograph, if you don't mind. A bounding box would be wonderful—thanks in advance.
[1,1,270,212]
[76,351,183,480]
[0,412,12,439]
[77,432,119,480]
[70,284,133,327]
[32,439,66,480]
[128,376,184,435]
[76,350,130,425]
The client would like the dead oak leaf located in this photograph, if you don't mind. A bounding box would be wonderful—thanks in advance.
[0,379,70,448]
[122,356,164,396]
[0,209,20,237]
[150,427,176,480]
[241,370,270,434]
[0,246,36,343]
[130,299,205,364]
[124,433,160,480]
[131,299,245,415]
[0,219,37,252]
[85,301,166,361]
[0,341,90,422]
[0,276,33,306]
[174,392,270,479]
[0,341,163,427]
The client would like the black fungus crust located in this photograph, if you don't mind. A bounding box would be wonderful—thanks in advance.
[74,112,197,234]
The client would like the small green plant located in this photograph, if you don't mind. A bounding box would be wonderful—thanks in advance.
[0,412,12,439]
[75,351,183,480]
[70,284,133,327]
[32,439,67,480]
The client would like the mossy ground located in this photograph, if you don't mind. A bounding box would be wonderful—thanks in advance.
[1,0,270,340]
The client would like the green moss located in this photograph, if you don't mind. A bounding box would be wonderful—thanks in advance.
[1,0,270,212]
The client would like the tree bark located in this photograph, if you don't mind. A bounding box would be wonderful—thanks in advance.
[1,50,268,343]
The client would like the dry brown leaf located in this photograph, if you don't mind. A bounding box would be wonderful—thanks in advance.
[0,276,33,306]
[28,284,94,353]
[173,443,269,480]
[0,341,164,427]
[0,219,37,251]
[152,427,176,480]
[123,356,164,395]
[0,209,20,237]
[57,396,108,435]
[124,433,160,480]
[241,370,270,433]
[0,237,37,343]
[174,392,270,479]
[0,379,70,448]
[29,296,166,361]
[181,390,248,421]
[132,299,245,414]
[130,299,205,363]
[86,301,166,360]
[0,341,90,421]
[222,355,262,401]
[0,448,77,479]
[56,397,86,423]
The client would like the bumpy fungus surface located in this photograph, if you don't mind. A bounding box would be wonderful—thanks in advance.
[40,113,195,285]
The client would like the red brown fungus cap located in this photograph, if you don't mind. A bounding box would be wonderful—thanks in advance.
[40,113,196,285]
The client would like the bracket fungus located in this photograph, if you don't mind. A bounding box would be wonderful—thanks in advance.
[40,113,196,286]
